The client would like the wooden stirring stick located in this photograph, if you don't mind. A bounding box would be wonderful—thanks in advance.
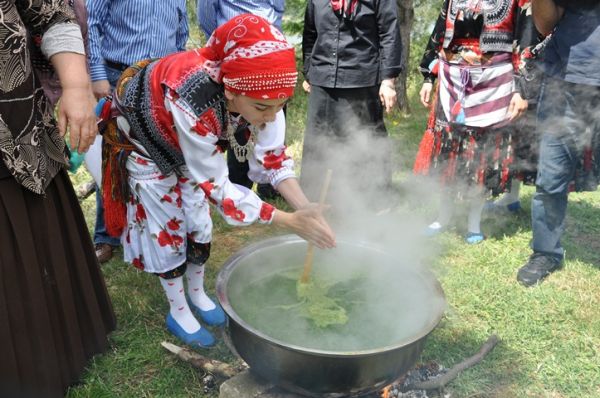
[300,169,333,284]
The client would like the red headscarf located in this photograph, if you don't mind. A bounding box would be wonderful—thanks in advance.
[199,14,298,99]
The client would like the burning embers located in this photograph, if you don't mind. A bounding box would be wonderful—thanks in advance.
[379,362,447,398]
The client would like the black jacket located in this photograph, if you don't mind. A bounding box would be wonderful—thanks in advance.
[302,0,403,88]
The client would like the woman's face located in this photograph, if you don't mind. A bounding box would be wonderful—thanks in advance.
[225,90,288,128]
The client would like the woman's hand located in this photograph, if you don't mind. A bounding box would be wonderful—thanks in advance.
[57,86,98,153]
[273,204,336,249]
[508,92,528,121]
[420,82,433,107]
[379,79,397,113]
[302,80,311,93]
[92,79,111,99]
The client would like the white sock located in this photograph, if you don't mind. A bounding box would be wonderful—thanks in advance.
[159,276,201,334]
[186,263,216,311]
[494,180,521,206]
[468,195,486,234]
[429,194,454,229]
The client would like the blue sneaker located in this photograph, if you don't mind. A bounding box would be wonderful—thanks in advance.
[188,300,227,327]
[166,313,215,348]
[465,232,485,244]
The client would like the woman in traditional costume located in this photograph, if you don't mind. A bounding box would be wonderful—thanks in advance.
[0,0,116,396]
[99,14,336,349]
[413,0,536,243]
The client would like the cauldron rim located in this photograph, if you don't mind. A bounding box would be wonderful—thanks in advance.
[216,234,446,357]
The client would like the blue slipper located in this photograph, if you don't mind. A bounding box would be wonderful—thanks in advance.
[166,313,215,348]
[188,299,227,327]
[465,232,485,244]
[506,201,521,212]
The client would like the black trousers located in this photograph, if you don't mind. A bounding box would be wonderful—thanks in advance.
[300,85,391,202]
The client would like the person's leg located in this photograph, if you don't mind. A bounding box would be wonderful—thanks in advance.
[123,153,214,345]
[93,193,121,262]
[518,77,580,286]
[300,85,335,201]
[426,191,454,235]
[466,185,486,243]
[491,179,521,209]
[350,86,393,203]
[157,266,215,347]
[179,168,226,326]
[92,66,124,262]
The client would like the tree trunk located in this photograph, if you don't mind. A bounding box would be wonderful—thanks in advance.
[396,0,414,114]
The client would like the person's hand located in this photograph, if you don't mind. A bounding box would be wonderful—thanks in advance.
[379,79,397,114]
[302,80,311,93]
[273,204,336,249]
[420,82,434,107]
[508,92,528,121]
[92,79,111,99]
[57,86,98,153]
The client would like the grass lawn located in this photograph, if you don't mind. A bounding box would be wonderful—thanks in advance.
[66,77,600,398]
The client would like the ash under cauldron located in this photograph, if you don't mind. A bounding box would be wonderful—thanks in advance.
[219,362,447,398]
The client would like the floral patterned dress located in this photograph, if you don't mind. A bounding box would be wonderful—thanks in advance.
[108,53,295,273]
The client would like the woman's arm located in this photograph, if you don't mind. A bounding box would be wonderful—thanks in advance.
[276,177,310,210]
[532,0,565,36]
[419,0,450,82]
[50,52,98,153]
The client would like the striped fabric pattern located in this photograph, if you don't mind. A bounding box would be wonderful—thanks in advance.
[197,0,284,38]
[87,0,189,82]
[439,54,515,128]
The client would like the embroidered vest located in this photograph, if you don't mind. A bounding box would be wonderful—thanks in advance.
[119,51,227,176]
[444,0,518,53]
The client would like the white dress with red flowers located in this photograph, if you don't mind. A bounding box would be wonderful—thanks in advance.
[121,90,294,273]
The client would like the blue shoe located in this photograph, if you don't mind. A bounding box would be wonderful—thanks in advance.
[166,313,215,348]
[188,299,227,327]
[465,232,485,244]
[506,201,521,212]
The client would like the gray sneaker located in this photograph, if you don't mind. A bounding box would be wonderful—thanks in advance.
[517,253,563,287]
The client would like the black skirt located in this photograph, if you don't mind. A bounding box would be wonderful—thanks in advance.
[0,170,116,398]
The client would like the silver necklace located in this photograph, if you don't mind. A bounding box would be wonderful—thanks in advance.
[226,118,257,162]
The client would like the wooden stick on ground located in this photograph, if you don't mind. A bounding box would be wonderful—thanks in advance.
[161,341,245,379]
[402,334,500,393]
[300,169,333,284]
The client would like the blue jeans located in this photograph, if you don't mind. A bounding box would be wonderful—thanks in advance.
[531,76,600,259]
[93,66,125,246]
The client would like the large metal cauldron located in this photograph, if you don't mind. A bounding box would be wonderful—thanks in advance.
[216,235,445,397]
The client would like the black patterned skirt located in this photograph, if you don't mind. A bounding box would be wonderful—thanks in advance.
[414,99,515,197]
[0,170,116,397]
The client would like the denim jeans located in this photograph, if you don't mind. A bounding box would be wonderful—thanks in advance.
[531,76,600,259]
[93,66,125,246]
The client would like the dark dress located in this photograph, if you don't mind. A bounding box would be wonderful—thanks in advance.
[0,0,116,396]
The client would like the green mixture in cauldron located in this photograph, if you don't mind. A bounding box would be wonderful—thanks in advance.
[229,266,440,351]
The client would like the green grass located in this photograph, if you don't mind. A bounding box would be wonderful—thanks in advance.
[67,88,600,398]
[66,47,600,398]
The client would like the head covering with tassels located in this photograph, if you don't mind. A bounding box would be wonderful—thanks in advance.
[199,14,298,99]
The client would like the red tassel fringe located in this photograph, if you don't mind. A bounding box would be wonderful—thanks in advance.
[413,83,439,175]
